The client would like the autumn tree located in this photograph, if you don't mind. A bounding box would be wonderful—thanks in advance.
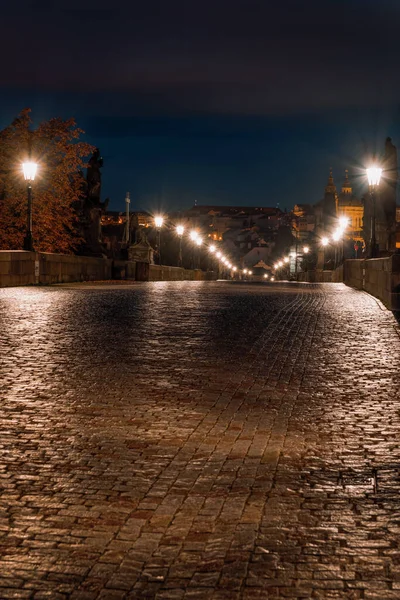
[0,109,94,253]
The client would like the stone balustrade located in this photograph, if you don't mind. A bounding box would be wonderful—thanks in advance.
[0,251,216,287]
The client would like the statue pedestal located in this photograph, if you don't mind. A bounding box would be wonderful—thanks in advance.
[128,241,154,264]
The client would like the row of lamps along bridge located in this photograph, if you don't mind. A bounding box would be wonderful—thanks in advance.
[21,163,383,264]
[273,166,383,275]
[154,216,258,277]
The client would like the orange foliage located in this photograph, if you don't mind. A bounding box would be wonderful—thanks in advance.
[0,109,94,253]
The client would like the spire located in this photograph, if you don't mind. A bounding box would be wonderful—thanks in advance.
[341,169,352,194]
[325,168,336,194]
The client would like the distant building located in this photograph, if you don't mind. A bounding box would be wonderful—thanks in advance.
[314,169,364,245]
[336,170,363,243]
[184,205,283,241]
[291,204,315,244]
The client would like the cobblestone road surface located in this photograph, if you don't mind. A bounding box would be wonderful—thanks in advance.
[1,281,400,599]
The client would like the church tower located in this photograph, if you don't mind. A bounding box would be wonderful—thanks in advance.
[341,169,352,195]
[322,169,338,231]
[338,170,363,243]
[325,168,337,195]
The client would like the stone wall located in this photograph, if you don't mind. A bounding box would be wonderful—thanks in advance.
[0,251,216,287]
[148,265,216,281]
[0,251,113,287]
[344,259,364,290]
[344,256,400,310]
[297,270,334,283]
[0,251,38,287]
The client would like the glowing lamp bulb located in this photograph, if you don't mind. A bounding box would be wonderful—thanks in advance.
[22,162,38,181]
[366,166,382,187]
[154,216,164,228]
[176,225,184,236]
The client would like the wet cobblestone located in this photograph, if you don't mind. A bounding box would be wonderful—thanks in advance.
[1,281,400,599]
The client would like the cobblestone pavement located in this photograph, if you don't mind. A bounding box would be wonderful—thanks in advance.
[1,281,400,600]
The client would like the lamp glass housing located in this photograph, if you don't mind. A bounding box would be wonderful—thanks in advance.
[22,162,38,181]
[366,167,382,187]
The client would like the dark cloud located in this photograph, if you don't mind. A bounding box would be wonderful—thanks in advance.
[2,0,400,114]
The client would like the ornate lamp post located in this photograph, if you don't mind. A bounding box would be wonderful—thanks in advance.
[154,215,164,265]
[366,166,382,258]
[22,162,38,251]
[189,230,198,269]
[176,225,184,267]
[195,236,202,269]
[320,236,329,270]
[332,229,342,269]
[337,216,349,264]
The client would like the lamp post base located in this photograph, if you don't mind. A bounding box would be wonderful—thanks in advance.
[23,233,34,252]
[370,243,379,259]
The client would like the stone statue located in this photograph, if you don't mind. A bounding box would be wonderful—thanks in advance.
[129,226,154,264]
[76,149,107,256]
[135,226,148,245]
[86,149,103,204]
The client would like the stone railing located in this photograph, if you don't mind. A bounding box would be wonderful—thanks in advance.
[345,256,400,310]
[296,257,400,310]
[0,251,217,287]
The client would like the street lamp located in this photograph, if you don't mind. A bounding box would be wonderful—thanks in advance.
[154,215,164,265]
[195,236,202,269]
[22,161,38,251]
[338,216,349,231]
[332,228,342,269]
[320,237,329,271]
[366,166,382,258]
[176,225,184,267]
[337,216,349,264]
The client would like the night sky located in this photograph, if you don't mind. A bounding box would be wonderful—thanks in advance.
[1,0,400,212]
